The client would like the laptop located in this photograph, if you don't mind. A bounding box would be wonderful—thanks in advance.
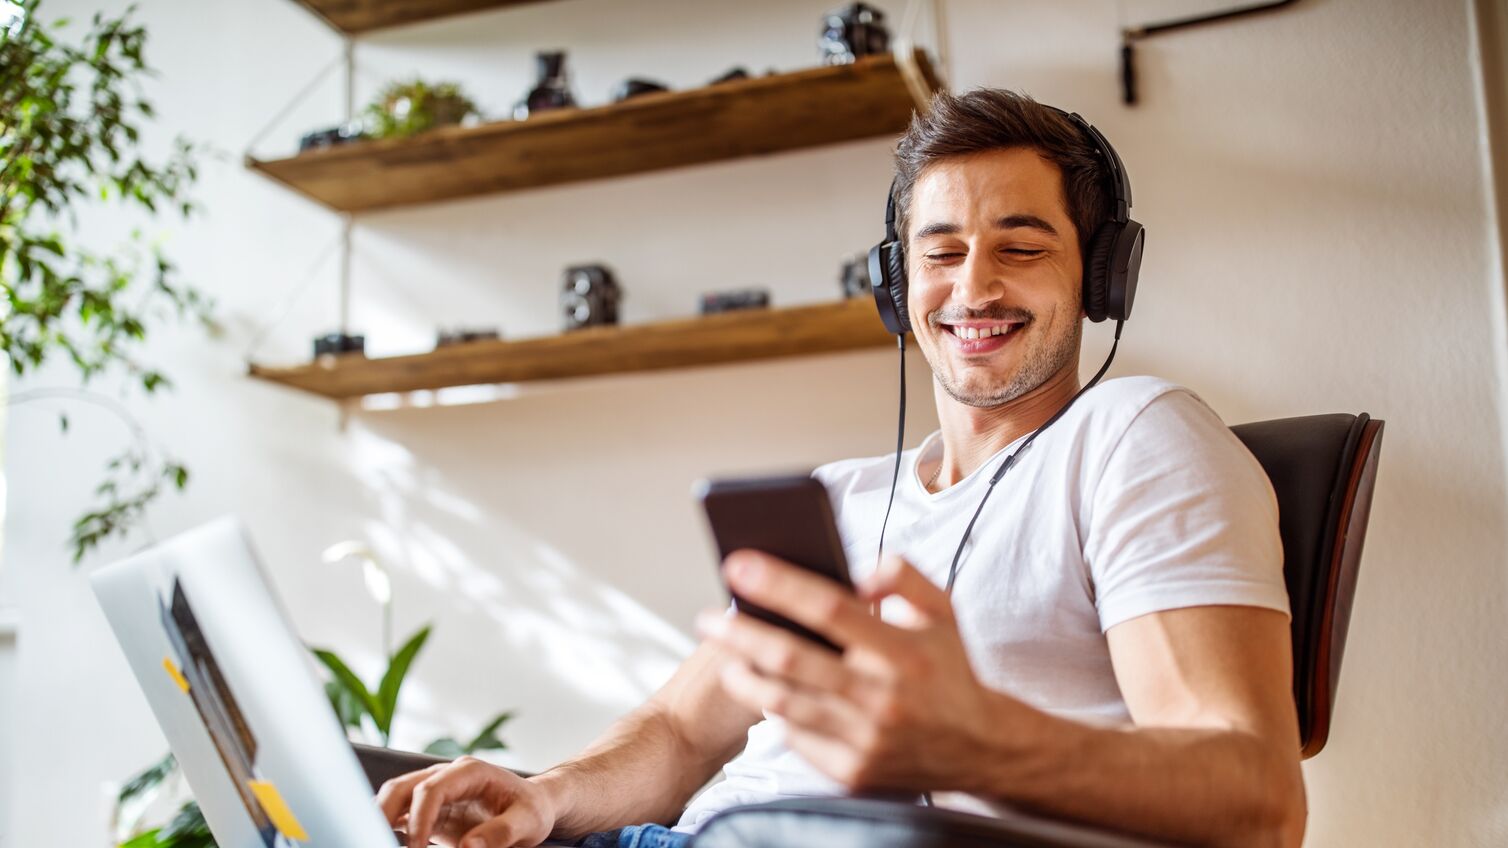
[91,517,408,847]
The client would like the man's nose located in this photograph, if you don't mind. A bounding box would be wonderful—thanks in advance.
[954,251,1005,309]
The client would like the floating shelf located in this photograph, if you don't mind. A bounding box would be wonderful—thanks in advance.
[246,50,941,213]
[289,0,555,35]
[248,297,894,400]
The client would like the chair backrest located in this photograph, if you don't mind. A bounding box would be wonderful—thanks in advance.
[1229,413,1384,758]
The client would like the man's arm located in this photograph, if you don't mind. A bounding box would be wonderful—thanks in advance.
[702,551,1305,848]
[964,604,1305,847]
[533,638,761,838]
[378,639,760,847]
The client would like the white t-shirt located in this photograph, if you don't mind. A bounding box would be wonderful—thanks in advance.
[676,376,1289,830]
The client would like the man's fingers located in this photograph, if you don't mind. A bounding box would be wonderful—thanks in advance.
[718,659,867,746]
[457,801,548,848]
[377,763,447,827]
[722,550,890,649]
[697,606,851,692]
[405,759,487,848]
[858,555,954,625]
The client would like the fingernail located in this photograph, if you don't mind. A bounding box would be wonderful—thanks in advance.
[696,610,727,637]
[727,554,759,581]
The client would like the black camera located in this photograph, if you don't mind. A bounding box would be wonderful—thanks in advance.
[700,288,771,315]
[839,254,872,299]
[515,51,577,120]
[298,121,365,153]
[436,327,501,347]
[313,332,365,358]
[612,78,670,103]
[819,3,890,65]
[561,264,622,331]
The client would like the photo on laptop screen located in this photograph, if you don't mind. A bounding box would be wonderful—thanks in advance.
[160,576,293,847]
[91,517,401,848]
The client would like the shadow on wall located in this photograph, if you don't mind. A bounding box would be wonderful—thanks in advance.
[323,346,935,764]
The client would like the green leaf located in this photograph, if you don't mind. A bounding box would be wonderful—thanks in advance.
[325,679,364,729]
[117,751,176,804]
[423,737,466,759]
[374,625,431,738]
[310,648,384,732]
[463,710,514,753]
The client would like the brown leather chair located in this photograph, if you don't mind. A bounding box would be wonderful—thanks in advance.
[356,413,1386,847]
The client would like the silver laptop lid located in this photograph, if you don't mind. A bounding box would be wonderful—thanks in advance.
[90,517,397,847]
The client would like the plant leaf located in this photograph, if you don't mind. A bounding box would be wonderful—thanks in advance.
[310,647,384,731]
[463,711,514,754]
[422,737,466,760]
[117,751,176,804]
[374,625,431,738]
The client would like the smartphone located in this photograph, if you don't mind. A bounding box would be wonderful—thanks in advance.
[695,474,854,652]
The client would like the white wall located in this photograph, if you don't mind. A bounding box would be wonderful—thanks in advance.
[3,0,1505,845]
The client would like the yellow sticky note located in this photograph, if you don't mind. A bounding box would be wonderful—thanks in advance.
[248,780,310,842]
[162,657,190,693]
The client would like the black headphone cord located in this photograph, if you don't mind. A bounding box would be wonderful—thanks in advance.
[875,334,908,573]
[942,319,1125,593]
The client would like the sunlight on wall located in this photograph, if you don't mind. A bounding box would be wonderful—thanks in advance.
[334,421,693,756]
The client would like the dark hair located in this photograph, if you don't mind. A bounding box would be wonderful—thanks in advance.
[893,89,1114,263]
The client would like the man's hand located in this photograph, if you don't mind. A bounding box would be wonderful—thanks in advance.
[377,756,556,848]
[698,550,1021,793]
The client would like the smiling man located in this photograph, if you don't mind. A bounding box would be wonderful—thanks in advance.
[377,90,1306,848]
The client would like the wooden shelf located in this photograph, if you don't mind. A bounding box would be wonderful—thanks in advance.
[248,297,894,400]
[289,0,554,35]
[246,51,941,213]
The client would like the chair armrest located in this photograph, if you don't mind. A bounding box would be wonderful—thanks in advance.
[352,743,455,793]
[688,797,1180,848]
[351,743,536,793]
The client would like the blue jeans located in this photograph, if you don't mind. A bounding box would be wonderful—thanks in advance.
[575,823,691,848]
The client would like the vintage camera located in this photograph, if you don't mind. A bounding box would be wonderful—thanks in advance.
[819,3,891,65]
[313,332,365,358]
[840,253,872,299]
[436,327,501,347]
[298,120,366,153]
[515,51,577,120]
[612,77,670,103]
[561,264,622,331]
[700,288,771,315]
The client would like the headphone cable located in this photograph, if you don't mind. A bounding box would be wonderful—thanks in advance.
[943,320,1125,592]
[875,334,908,573]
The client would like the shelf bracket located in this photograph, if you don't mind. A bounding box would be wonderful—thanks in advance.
[1120,0,1301,106]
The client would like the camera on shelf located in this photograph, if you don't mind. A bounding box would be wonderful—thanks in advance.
[839,253,872,299]
[312,332,365,358]
[612,78,670,103]
[435,327,501,348]
[700,288,771,315]
[561,264,622,331]
[515,51,577,120]
[298,121,366,153]
[819,3,891,65]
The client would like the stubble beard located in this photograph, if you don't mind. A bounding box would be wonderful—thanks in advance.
[931,311,1082,409]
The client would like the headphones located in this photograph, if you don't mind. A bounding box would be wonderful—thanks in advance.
[867,108,1145,335]
[865,106,1143,604]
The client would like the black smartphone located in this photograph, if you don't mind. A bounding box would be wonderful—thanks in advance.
[695,474,854,652]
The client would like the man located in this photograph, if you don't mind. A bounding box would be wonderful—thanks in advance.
[377,89,1307,848]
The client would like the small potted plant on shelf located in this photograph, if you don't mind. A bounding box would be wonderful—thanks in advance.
[364,78,478,140]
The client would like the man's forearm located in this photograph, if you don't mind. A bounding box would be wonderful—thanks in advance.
[529,703,729,840]
[970,694,1306,848]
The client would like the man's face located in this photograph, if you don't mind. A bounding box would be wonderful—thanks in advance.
[906,148,1084,408]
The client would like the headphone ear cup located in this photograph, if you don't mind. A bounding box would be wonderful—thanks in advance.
[1083,225,1116,323]
[868,241,910,335]
[885,242,910,334]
